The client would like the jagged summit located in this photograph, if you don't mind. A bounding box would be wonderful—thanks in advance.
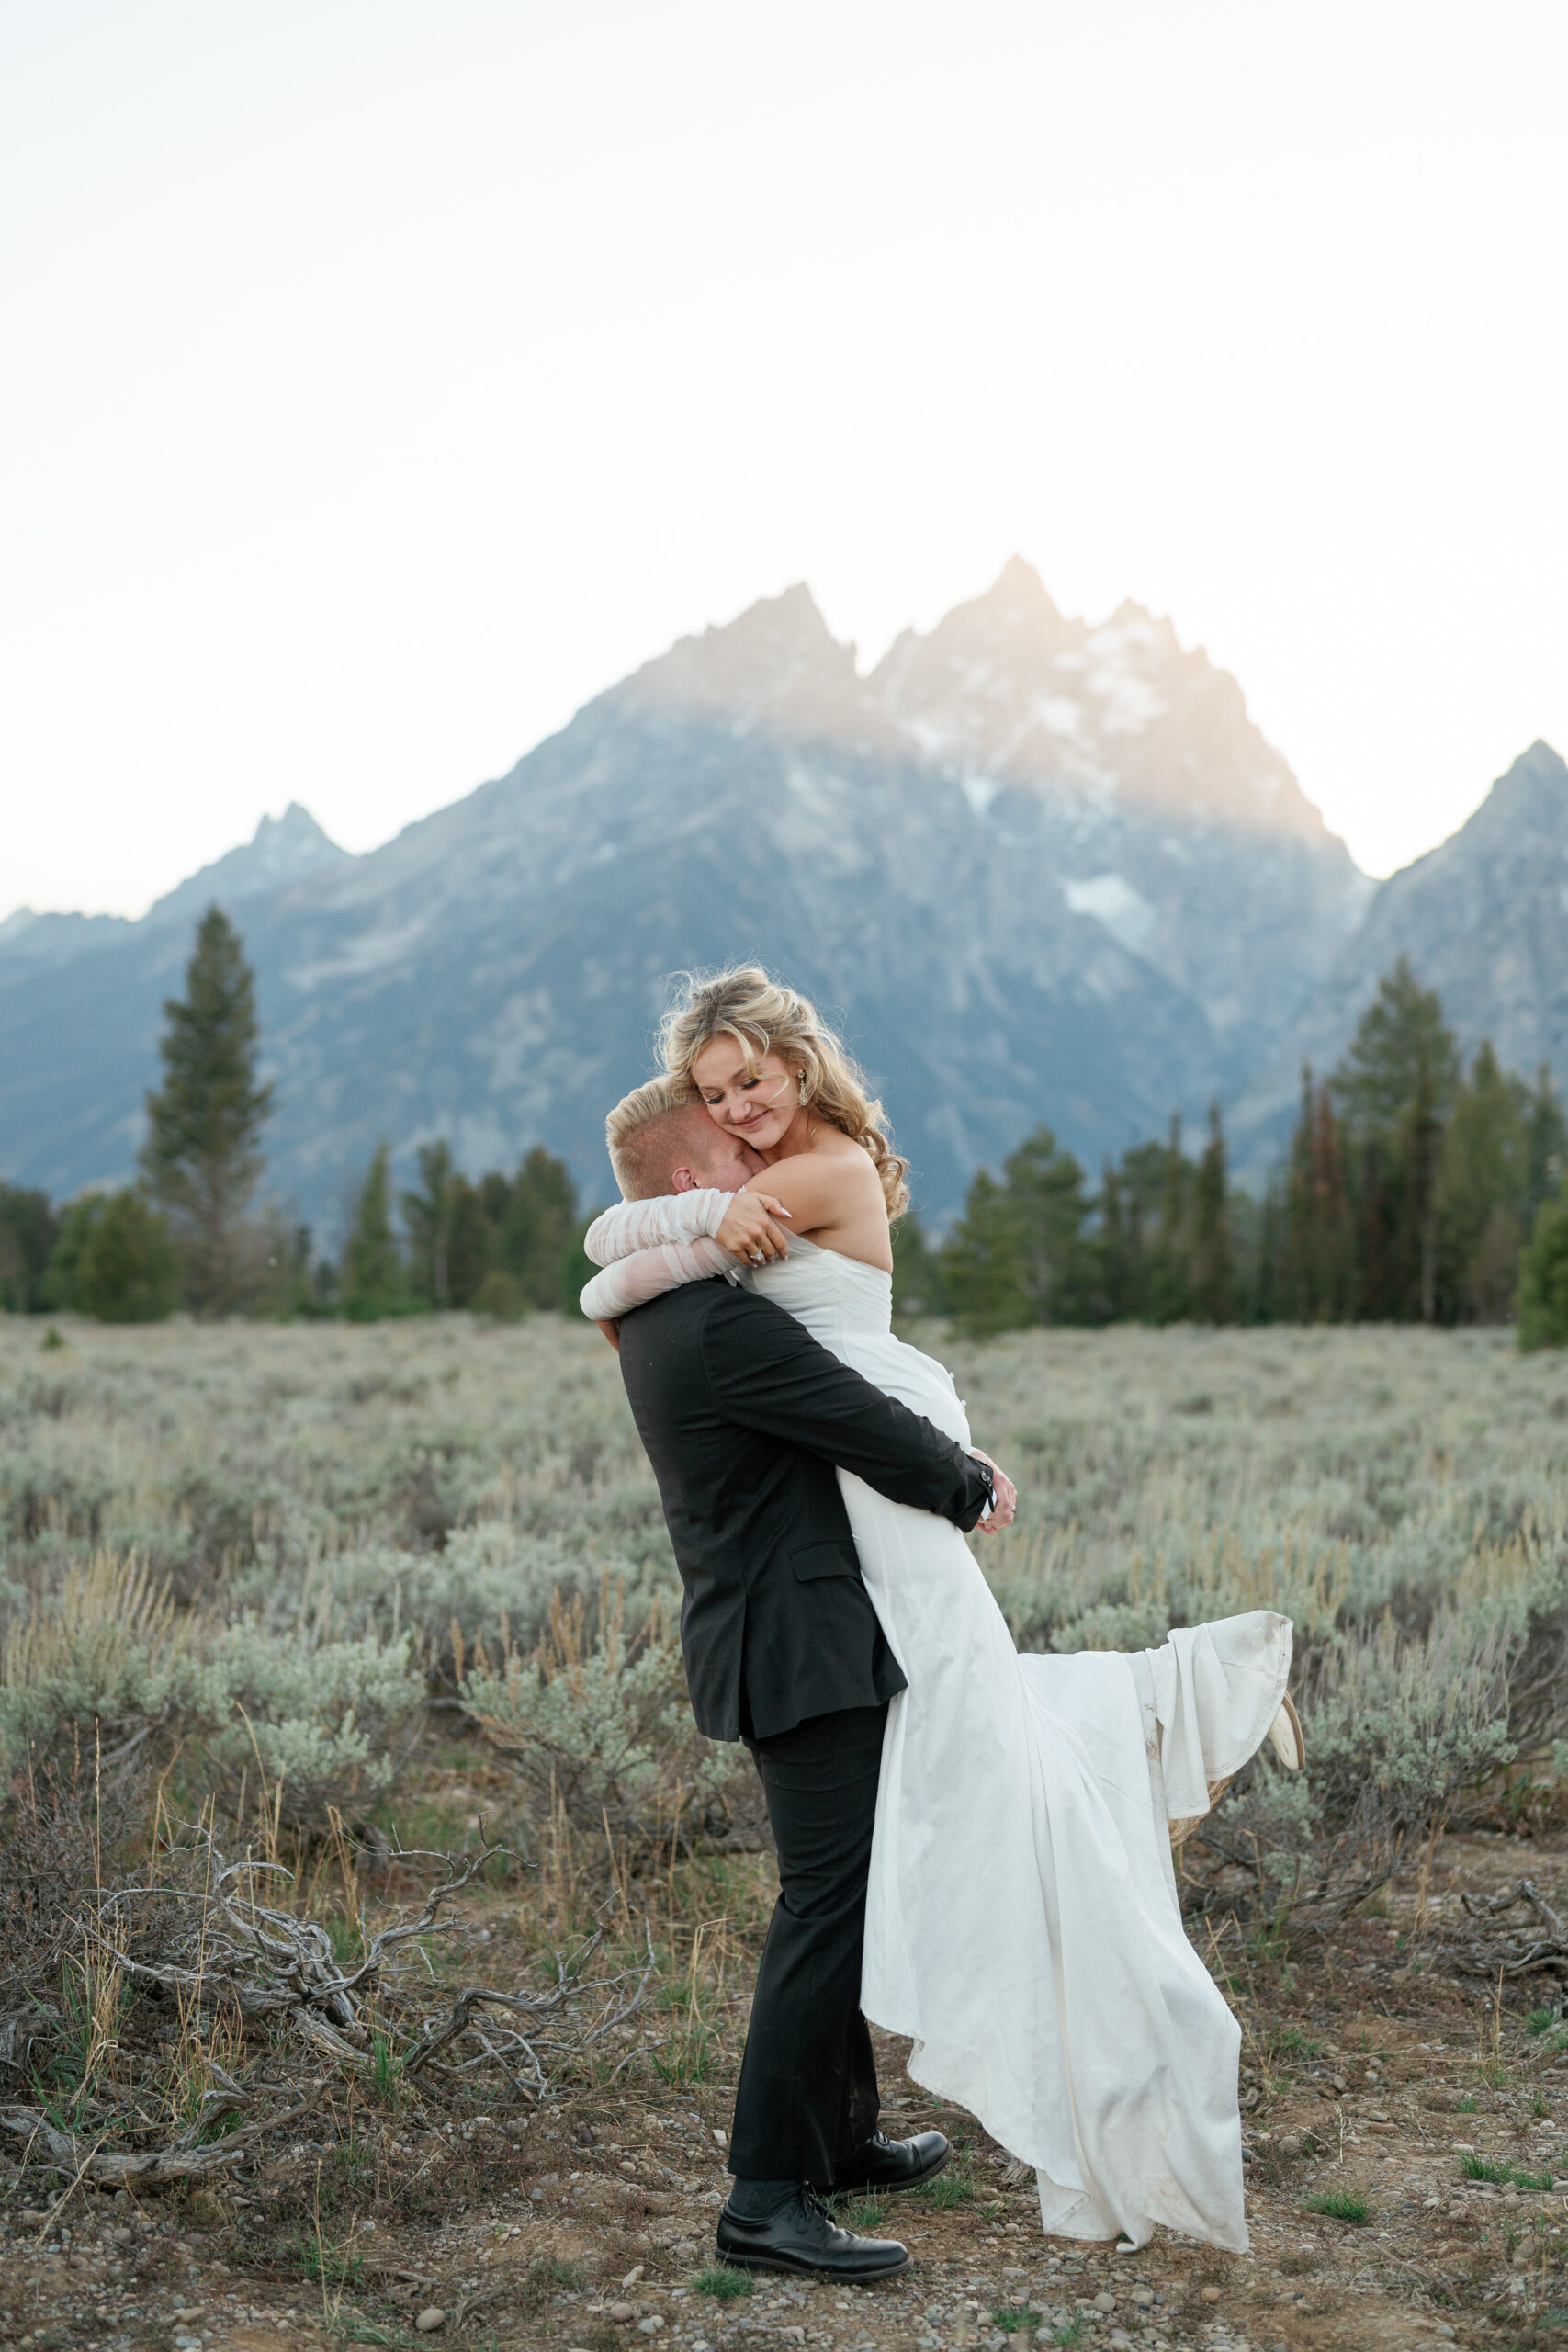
[1233,739,1568,1162]
[625,582,863,739]
[0,566,1373,1223]
[147,802,349,928]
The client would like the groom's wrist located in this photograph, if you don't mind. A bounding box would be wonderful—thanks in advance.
[962,1452,995,1527]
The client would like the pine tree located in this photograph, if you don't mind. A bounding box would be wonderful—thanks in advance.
[1332,959,1458,1323]
[42,1196,105,1311]
[0,1186,58,1314]
[1000,1127,1095,1324]
[1332,956,1460,1133]
[941,1170,1027,1336]
[1254,1172,1285,1325]
[1281,1069,1355,1320]
[1434,1042,1530,1321]
[1190,1102,1235,1324]
[1280,1067,1317,1317]
[1395,1035,1445,1323]
[1518,1165,1568,1351]
[342,1144,405,1320]
[402,1141,455,1308]
[1097,1159,1134,1321]
[500,1147,581,1310]
[77,1191,181,1323]
[1148,1114,1190,1323]
[140,906,274,1316]
[1309,1082,1358,1318]
[891,1213,947,1318]
[1107,1138,1169,1322]
[1524,1068,1568,1227]
[942,1128,1094,1333]
[446,1177,493,1307]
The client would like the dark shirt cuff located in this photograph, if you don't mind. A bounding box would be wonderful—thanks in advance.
[954,1454,994,1533]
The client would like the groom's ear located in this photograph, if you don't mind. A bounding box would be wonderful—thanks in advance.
[670,1164,698,1193]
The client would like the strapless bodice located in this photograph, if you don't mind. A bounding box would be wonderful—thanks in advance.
[748,1234,894,1347]
[749,1236,969,1447]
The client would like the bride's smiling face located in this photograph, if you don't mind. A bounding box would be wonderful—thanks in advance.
[692,1040,804,1153]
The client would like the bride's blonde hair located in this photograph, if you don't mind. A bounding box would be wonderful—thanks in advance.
[659,966,909,1220]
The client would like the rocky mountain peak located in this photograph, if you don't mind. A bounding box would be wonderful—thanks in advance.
[862,564,1332,849]
[1232,737,1568,1165]
[1,564,1385,1225]
[147,801,349,928]
[1468,738,1567,837]
[622,581,864,741]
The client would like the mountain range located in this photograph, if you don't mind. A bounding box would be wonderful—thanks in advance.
[2,560,1560,1230]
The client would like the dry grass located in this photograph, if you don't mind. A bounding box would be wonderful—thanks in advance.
[2,1314,1568,2349]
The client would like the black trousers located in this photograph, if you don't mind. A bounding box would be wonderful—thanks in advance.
[728,1702,886,2188]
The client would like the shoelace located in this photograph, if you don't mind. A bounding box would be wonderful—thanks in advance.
[796,2182,838,2230]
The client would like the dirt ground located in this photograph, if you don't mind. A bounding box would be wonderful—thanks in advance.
[7,1815,1568,2352]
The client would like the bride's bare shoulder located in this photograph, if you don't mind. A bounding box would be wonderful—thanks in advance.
[744,1132,885,1220]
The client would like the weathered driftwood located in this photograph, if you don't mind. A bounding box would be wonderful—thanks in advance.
[0,2080,326,2187]
[402,1925,657,2099]
[6,1828,654,2197]
[1444,1877,1568,1984]
[0,2005,62,2086]
[91,1836,508,2066]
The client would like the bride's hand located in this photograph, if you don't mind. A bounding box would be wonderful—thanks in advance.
[716,1193,793,1266]
[969,1447,1017,1532]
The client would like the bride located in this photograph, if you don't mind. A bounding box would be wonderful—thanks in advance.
[580,967,1298,2254]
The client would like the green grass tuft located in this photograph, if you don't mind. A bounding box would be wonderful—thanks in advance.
[1461,2152,1554,2191]
[912,2155,975,2208]
[836,2193,891,2233]
[651,2020,720,2086]
[367,2025,403,2109]
[990,2305,1034,2333]
[530,2256,586,2290]
[289,2227,364,2288]
[1304,2190,1369,2223]
[694,2265,753,2300]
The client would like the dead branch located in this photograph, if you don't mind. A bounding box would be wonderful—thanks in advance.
[1438,1877,1568,1984]
[16,1821,651,2189]
[0,2082,327,2187]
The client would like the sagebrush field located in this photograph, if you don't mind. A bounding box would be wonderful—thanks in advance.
[6,1314,1568,2352]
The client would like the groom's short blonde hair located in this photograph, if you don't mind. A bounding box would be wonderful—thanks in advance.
[606,1075,704,1201]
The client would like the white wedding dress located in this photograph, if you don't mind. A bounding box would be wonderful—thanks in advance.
[582,1199,1292,2252]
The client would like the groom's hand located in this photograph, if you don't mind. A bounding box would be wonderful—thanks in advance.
[969,1447,1017,1532]
[716,1193,793,1266]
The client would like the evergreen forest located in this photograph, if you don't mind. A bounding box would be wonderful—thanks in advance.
[4,915,1568,1347]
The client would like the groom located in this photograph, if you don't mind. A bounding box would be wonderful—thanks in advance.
[600,1079,1015,2281]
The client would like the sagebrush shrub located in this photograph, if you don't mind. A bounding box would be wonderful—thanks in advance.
[0,1547,423,1827]
[461,1582,752,1848]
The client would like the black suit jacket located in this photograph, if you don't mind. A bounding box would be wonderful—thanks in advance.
[616,1277,991,1741]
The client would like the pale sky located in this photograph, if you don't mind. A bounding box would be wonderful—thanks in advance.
[4,0,1566,919]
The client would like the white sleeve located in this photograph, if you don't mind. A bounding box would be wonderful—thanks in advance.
[584,1190,729,1267]
[580,1234,737,1321]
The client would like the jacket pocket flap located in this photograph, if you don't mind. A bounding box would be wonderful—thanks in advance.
[792,1540,862,1582]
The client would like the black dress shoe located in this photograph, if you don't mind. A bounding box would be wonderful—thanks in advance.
[716,2184,909,2279]
[833,2130,951,2195]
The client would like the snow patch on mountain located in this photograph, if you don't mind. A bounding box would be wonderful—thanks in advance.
[1063,873,1158,954]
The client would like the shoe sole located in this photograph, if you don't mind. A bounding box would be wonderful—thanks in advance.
[716,2245,911,2280]
[832,2143,953,2198]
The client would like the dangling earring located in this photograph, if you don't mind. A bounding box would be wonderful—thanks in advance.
[795,1066,814,1104]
